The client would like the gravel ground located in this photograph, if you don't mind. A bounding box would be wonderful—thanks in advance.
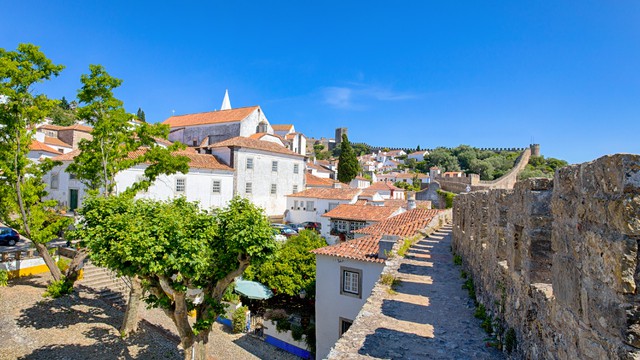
[0,273,301,360]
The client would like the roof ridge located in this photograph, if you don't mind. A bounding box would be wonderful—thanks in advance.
[169,105,260,118]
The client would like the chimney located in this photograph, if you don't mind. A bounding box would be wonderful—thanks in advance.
[378,235,399,260]
[407,191,416,210]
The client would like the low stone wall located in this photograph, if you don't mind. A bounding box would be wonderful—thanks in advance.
[452,154,640,359]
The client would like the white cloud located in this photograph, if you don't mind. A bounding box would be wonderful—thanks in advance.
[322,83,419,110]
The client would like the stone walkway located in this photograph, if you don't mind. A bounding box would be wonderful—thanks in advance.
[330,225,504,359]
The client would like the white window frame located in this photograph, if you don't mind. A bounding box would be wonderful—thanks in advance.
[175,178,186,193]
[272,161,278,172]
[212,179,221,194]
[247,158,254,170]
[306,200,314,212]
[340,267,362,298]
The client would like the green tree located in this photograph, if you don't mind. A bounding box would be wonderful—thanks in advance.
[0,43,71,282]
[59,96,70,110]
[49,105,76,126]
[244,230,326,297]
[77,195,276,360]
[425,148,460,172]
[136,107,146,122]
[66,64,189,335]
[337,134,360,183]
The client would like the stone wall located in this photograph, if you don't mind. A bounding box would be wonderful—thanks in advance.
[452,154,640,359]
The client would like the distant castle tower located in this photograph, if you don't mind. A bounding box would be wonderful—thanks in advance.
[530,144,541,157]
[220,89,231,110]
[335,127,348,145]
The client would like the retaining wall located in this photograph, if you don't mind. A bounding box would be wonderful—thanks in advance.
[452,154,640,359]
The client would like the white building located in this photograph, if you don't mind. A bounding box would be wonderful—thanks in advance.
[45,149,234,212]
[204,136,306,216]
[406,150,429,161]
[285,188,361,236]
[365,181,405,200]
[28,140,62,162]
[349,176,371,189]
[312,236,387,360]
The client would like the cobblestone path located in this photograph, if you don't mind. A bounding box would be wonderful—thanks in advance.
[349,225,505,359]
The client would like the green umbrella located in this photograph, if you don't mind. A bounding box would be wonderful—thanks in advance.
[234,278,274,300]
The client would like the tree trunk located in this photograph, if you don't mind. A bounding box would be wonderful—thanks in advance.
[120,276,142,336]
[183,330,210,360]
[64,247,89,283]
[34,242,62,281]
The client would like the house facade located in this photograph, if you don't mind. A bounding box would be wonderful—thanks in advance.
[285,188,361,236]
[206,136,306,216]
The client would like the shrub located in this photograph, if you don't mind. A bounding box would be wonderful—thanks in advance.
[232,305,248,333]
[43,277,74,298]
[481,315,493,334]
[474,304,487,320]
[57,258,71,273]
[0,269,8,287]
[380,273,400,288]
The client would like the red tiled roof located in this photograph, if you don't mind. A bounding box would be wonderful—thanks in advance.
[207,136,304,157]
[38,124,93,133]
[30,140,62,154]
[312,234,385,263]
[161,106,259,128]
[394,173,428,179]
[305,173,336,188]
[353,208,442,237]
[38,124,64,131]
[306,162,332,173]
[44,136,71,148]
[367,181,402,191]
[52,148,232,171]
[288,188,361,200]
[271,124,293,131]
[322,204,401,222]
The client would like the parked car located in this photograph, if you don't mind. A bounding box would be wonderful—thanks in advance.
[272,229,287,242]
[287,223,305,232]
[271,224,298,238]
[0,227,20,246]
[300,221,321,232]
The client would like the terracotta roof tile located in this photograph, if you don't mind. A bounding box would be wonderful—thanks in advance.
[322,204,401,222]
[288,188,361,200]
[162,106,259,128]
[30,140,62,154]
[367,181,403,191]
[52,148,232,171]
[38,124,93,133]
[305,173,336,188]
[353,208,442,237]
[206,136,304,158]
[271,124,293,131]
[43,136,72,148]
[312,234,385,263]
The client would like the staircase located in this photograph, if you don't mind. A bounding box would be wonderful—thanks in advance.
[80,262,130,309]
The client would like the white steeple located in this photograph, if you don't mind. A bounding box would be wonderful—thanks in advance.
[220,89,231,110]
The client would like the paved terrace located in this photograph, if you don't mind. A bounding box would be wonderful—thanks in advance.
[328,225,504,360]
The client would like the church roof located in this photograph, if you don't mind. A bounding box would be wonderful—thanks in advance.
[161,106,260,128]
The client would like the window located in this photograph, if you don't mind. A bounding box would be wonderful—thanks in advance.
[69,173,76,180]
[306,201,314,212]
[212,180,221,194]
[245,182,252,194]
[175,178,186,193]
[351,221,367,231]
[328,202,339,211]
[51,174,59,190]
[335,220,348,232]
[293,185,298,193]
[339,318,353,336]
[293,200,299,209]
[293,164,299,174]
[272,161,278,172]
[246,158,254,169]
[271,184,277,195]
[340,267,362,298]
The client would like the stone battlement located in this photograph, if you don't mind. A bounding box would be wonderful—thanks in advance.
[452,154,640,359]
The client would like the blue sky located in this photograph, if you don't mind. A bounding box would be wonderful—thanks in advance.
[2,1,639,164]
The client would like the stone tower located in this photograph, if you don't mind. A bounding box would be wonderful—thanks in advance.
[335,127,348,146]
[530,144,541,157]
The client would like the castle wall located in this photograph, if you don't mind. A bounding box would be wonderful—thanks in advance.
[452,154,640,359]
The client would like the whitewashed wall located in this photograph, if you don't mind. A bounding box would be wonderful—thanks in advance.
[285,197,357,237]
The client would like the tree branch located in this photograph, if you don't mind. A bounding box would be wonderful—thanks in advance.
[211,254,251,300]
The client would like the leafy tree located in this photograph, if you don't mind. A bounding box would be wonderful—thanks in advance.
[416,144,421,151]
[424,148,460,172]
[59,96,70,110]
[244,230,326,297]
[77,195,276,360]
[337,134,360,183]
[49,106,76,126]
[66,64,190,335]
[136,107,146,122]
[0,43,71,281]
[351,143,371,157]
